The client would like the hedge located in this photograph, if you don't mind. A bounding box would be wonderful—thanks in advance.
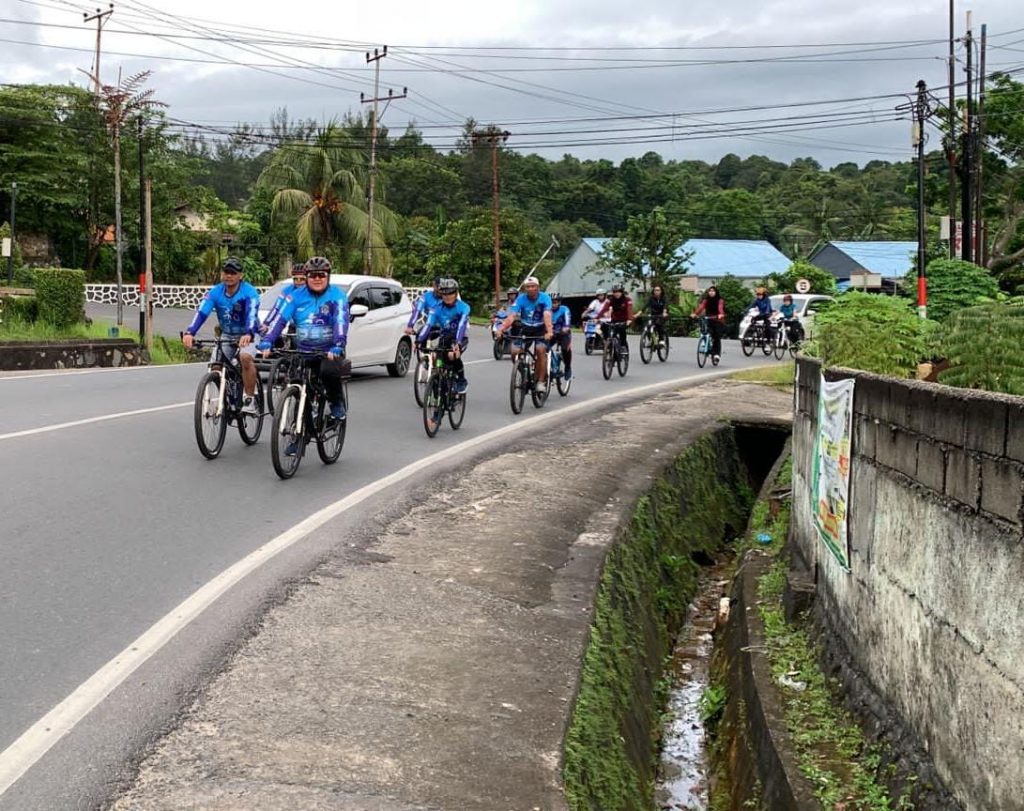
[34,268,85,327]
[0,294,38,323]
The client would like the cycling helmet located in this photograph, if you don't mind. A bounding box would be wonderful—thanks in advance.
[438,278,459,295]
[551,292,562,302]
[304,256,332,274]
[432,275,443,287]
[290,263,306,276]
[596,288,606,296]
[611,282,625,293]
[506,288,518,297]
[222,256,243,274]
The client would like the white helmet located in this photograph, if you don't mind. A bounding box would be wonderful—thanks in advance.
[596,288,606,296]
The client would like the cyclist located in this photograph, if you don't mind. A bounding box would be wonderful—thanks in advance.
[495,275,554,392]
[182,256,261,415]
[641,284,669,347]
[778,294,804,343]
[418,277,471,394]
[746,287,775,342]
[258,256,349,424]
[260,262,307,341]
[595,282,634,350]
[405,277,441,337]
[491,287,519,342]
[582,288,608,325]
[549,291,573,382]
[692,285,727,364]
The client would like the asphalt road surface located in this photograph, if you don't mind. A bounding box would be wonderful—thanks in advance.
[0,321,779,809]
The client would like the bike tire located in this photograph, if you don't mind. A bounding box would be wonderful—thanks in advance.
[237,376,266,446]
[657,334,669,362]
[617,341,629,377]
[271,385,304,479]
[602,340,615,380]
[639,326,653,364]
[448,383,466,430]
[510,358,527,414]
[556,370,572,396]
[423,374,444,437]
[194,371,227,460]
[531,372,550,408]
[789,340,799,358]
[761,335,773,356]
[492,338,503,360]
[697,335,709,368]
[773,334,786,360]
[266,356,289,416]
[741,335,755,357]
[316,388,347,464]
[413,355,430,408]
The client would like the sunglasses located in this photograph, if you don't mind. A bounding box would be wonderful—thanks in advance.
[306,271,329,279]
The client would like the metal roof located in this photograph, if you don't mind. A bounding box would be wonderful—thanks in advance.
[573,237,789,279]
[819,241,918,279]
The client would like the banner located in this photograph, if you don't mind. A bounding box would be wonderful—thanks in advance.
[811,375,855,570]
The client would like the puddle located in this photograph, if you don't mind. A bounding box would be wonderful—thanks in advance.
[654,565,730,811]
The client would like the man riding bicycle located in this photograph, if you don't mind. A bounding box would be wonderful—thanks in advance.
[257,256,349,423]
[418,278,471,394]
[260,262,307,345]
[405,277,442,338]
[746,287,775,341]
[640,284,669,347]
[182,256,261,415]
[549,292,573,382]
[495,276,554,393]
[595,282,634,348]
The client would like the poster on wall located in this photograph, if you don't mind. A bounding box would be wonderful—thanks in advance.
[811,375,855,570]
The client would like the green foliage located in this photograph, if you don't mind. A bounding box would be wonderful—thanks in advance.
[762,259,837,295]
[240,255,273,286]
[11,265,36,288]
[938,304,1024,395]
[907,259,1001,323]
[710,274,751,338]
[699,683,728,727]
[803,292,931,377]
[593,207,692,294]
[33,268,85,327]
[0,295,38,323]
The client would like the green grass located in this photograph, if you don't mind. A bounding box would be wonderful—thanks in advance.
[0,316,192,365]
[731,361,796,390]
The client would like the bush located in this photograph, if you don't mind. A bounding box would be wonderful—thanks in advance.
[937,304,1024,395]
[906,258,1000,323]
[11,266,35,288]
[762,259,837,296]
[0,294,38,323]
[34,268,85,328]
[803,291,933,377]
[240,255,273,286]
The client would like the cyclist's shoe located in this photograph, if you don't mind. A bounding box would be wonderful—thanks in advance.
[564,368,573,381]
[534,381,547,393]
[285,440,300,457]
[454,377,469,395]
[242,396,259,415]
[713,355,721,364]
[330,401,347,421]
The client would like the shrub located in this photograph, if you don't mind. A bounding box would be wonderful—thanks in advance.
[762,259,837,296]
[906,258,1000,323]
[11,265,35,288]
[803,291,932,377]
[34,268,86,327]
[937,304,1024,395]
[240,255,273,286]
[0,294,38,323]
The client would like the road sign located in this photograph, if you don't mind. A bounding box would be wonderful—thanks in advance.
[1,238,9,258]
[795,278,811,294]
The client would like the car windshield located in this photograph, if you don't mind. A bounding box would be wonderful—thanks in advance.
[259,279,351,310]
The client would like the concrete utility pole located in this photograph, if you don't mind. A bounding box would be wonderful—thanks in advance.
[975,23,987,266]
[471,129,511,308]
[5,181,15,285]
[947,0,957,259]
[913,80,933,319]
[144,178,153,352]
[360,46,406,276]
[83,4,114,100]
[137,116,146,337]
[961,14,974,263]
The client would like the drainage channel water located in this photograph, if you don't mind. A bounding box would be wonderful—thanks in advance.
[654,559,732,811]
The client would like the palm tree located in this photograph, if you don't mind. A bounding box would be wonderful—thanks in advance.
[257,124,397,274]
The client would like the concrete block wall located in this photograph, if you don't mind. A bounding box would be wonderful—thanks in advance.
[792,358,1024,810]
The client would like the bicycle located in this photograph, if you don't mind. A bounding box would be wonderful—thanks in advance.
[601,323,630,380]
[270,350,349,480]
[773,318,801,360]
[192,337,266,460]
[509,336,550,413]
[421,340,467,438]
[412,331,439,408]
[741,319,774,357]
[638,315,669,364]
[696,316,720,368]
[548,337,572,397]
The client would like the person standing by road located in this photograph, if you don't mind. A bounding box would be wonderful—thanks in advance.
[692,285,727,364]
[182,256,261,414]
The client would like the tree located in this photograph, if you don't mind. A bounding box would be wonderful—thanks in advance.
[981,74,1024,283]
[257,123,397,272]
[906,258,1000,323]
[762,260,837,295]
[593,207,692,295]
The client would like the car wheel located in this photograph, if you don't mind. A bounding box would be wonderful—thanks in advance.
[387,337,412,377]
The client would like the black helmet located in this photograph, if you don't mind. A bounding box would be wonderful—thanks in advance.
[304,256,332,274]
[438,278,459,295]
[222,256,243,274]
[611,282,625,293]
[290,263,306,276]
[506,288,518,297]
[433,275,443,287]
[551,291,562,302]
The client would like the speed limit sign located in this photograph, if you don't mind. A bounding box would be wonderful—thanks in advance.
[795,278,811,294]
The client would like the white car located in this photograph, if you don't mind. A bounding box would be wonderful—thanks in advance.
[258,274,414,377]
[738,293,833,341]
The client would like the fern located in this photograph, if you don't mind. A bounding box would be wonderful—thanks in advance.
[938,304,1024,395]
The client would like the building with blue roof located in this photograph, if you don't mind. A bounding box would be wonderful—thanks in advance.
[546,237,792,302]
[808,241,918,284]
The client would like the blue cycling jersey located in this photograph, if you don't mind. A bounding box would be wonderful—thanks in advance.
[511,292,552,328]
[259,284,349,354]
[407,289,440,328]
[779,302,797,318]
[751,296,773,316]
[419,298,470,345]
[184,281,261,337]
[263,282,304,327]
[551,304,572,333]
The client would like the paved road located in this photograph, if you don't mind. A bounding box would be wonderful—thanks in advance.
[0,323,779,808]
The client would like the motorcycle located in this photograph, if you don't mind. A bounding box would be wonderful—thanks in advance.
[583,316,605,355]
[491,308,513,360]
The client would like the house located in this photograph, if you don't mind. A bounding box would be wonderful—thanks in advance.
[808,241,917,290]
[546,237,791,309]
[173,203,214,232]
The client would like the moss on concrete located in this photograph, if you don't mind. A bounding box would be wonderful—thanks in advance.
[563,428,754,811]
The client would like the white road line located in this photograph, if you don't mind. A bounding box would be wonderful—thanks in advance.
[0,367,736,795]
[0,402,192,442]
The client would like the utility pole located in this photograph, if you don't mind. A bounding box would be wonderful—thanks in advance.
[5,182,15,284]
[946,0,957,259]
[83,4,114,100]
[913,80,933,319]
[360,46,405,276]
[975,23,987,266]
[144,178,153,352]
[471,128,511,308]
[960,14,974,263]
[137,116,146,337]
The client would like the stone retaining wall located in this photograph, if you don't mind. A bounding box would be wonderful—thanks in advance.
[0,339,143,370]
[84,284,271,310]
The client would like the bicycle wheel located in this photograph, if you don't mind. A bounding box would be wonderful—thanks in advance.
[773,332,787,360]
[657,333,669,362]
[531,366,550,408]
[639,326,653,364]
[789,339,799,358]
[556,368,572,396]
[448,380,466,430]
[602,339,615,380]
[271,385,304,480]
[697,334,709,368]
[193,371,227,460]
[423,374,444,436]
[741,332,755,357]
[510,357,527,414]
[413,354,430,407]
[237,375,266,446]
[316,390,346,464]
[266,356,289,415]
[617,340,629,377]
[761,332,774,356]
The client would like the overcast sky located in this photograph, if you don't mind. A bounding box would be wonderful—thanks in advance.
[5,0,1023,167]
